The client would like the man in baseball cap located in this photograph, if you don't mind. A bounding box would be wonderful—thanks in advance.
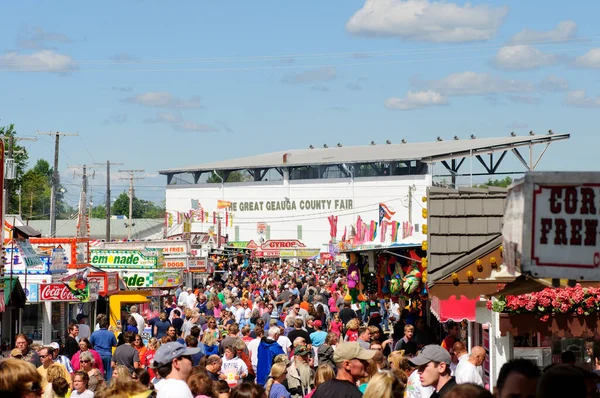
[409,344,456,398]
[312,342,376,398]
[153,341,200,398]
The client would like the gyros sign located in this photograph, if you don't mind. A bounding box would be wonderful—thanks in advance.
[40,283,78,301]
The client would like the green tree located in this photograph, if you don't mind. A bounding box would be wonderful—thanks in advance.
[1,124,30,214]
[21,168,51,219]
[478,176,513,188]
[112,191,143,219]
[111,191,165,219]
[90,204,107,219]
[207,170,250,183]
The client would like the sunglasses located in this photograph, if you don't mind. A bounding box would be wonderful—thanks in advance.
[80,360,91,363]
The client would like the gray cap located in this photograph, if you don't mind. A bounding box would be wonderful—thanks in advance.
[152,342,201,367]
[409,345,452,366]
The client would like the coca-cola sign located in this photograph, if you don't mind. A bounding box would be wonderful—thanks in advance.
[40,284,78,301]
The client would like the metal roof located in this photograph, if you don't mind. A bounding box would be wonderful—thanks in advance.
[158,133,570,174]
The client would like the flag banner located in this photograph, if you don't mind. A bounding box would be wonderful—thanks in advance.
[341,226,347,242]
[205,211,209,223]
[213,212,217,224]
[191,199,199,210]
[391,221,399,242]
[61,268,90,302]
[356,216,364,244]
[370,220,378,241]
[225,211,229,227]
[229,213,233,227]
[217,200,232,209]
[380,220,389,243]
[379,203,396,224]
[327,215,338,239]
[402,222,414,239]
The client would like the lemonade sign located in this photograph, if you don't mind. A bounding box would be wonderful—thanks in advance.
[121,270,182,288]
[90,249,160,269]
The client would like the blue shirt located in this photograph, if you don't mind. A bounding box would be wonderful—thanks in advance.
[89,329,117,357]
[309,331,327,347]
[268,382,291,398]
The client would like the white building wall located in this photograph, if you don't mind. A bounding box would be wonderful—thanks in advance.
[165,174,431,249]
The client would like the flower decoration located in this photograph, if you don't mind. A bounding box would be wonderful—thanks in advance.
[489,284,600,322]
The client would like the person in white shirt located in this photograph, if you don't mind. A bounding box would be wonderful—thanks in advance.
[152,341,200,398]
[406,366,435,398]
[130,305,146,334]
[76,314,91,341]
[246,327,263,374]
[450,341,469,376]
[177,289,189,308]
[186,288,197,309]
[276,326,292,354]
[221,346,248,387]
[455,346,486,386]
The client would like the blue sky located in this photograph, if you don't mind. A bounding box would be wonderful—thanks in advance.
[1,0,599,207]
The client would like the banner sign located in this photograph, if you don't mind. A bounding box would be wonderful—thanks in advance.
[503,172,600,279]
[14,239,42,268]
[90,249,162,269]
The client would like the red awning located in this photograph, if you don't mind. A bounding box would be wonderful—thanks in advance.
[430,295,477,322]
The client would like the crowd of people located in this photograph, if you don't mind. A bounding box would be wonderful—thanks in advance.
[0,260,598,398]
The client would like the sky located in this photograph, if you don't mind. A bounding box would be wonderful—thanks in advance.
[1,0,600,208]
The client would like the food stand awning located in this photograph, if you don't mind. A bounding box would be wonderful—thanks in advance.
[431,295,477,322]
[0,277,26,311]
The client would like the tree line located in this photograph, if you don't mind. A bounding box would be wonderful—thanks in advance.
[1,124,164,220]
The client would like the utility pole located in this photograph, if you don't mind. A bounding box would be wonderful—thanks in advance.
[95,161,123,242]
[0,135,37,213]
[37,132,78,237]
[69,164,97,238]
[119,169,145,240]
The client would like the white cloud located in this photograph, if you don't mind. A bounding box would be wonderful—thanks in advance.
[103,113,128,125]
[281,67,337,84]
[385,90,448,110]
[310,85,330,92]
[493,45,557,70]
[144,112,183,124]
[346,0,508,42]
[538,76,569,92]
[174,122,218,133]
[564,90,600,108]
[510,20,577,44]
[574,48,600,68]
[422,71,534,96]
[508,95,542,105]
[17,26,72,49]
[125,92,202,108]
[0,50,77,72]
[110,53,141,63]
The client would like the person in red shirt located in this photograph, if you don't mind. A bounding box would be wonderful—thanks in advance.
[441,321,461,353]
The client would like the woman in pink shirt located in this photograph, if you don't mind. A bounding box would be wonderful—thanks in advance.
[71,338,104,375]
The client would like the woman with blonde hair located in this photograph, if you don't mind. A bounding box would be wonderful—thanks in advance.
[79,351,105,392]
[140,337,160,380]
[203,326,220,356]
[93,377,151,398]
[264,362,290,398]
[358,358,379,394]
[44,363,70,398]
[111,365,131,380]
[0,358,43,396]
[304,364,334,398]
[363,370,405,398]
